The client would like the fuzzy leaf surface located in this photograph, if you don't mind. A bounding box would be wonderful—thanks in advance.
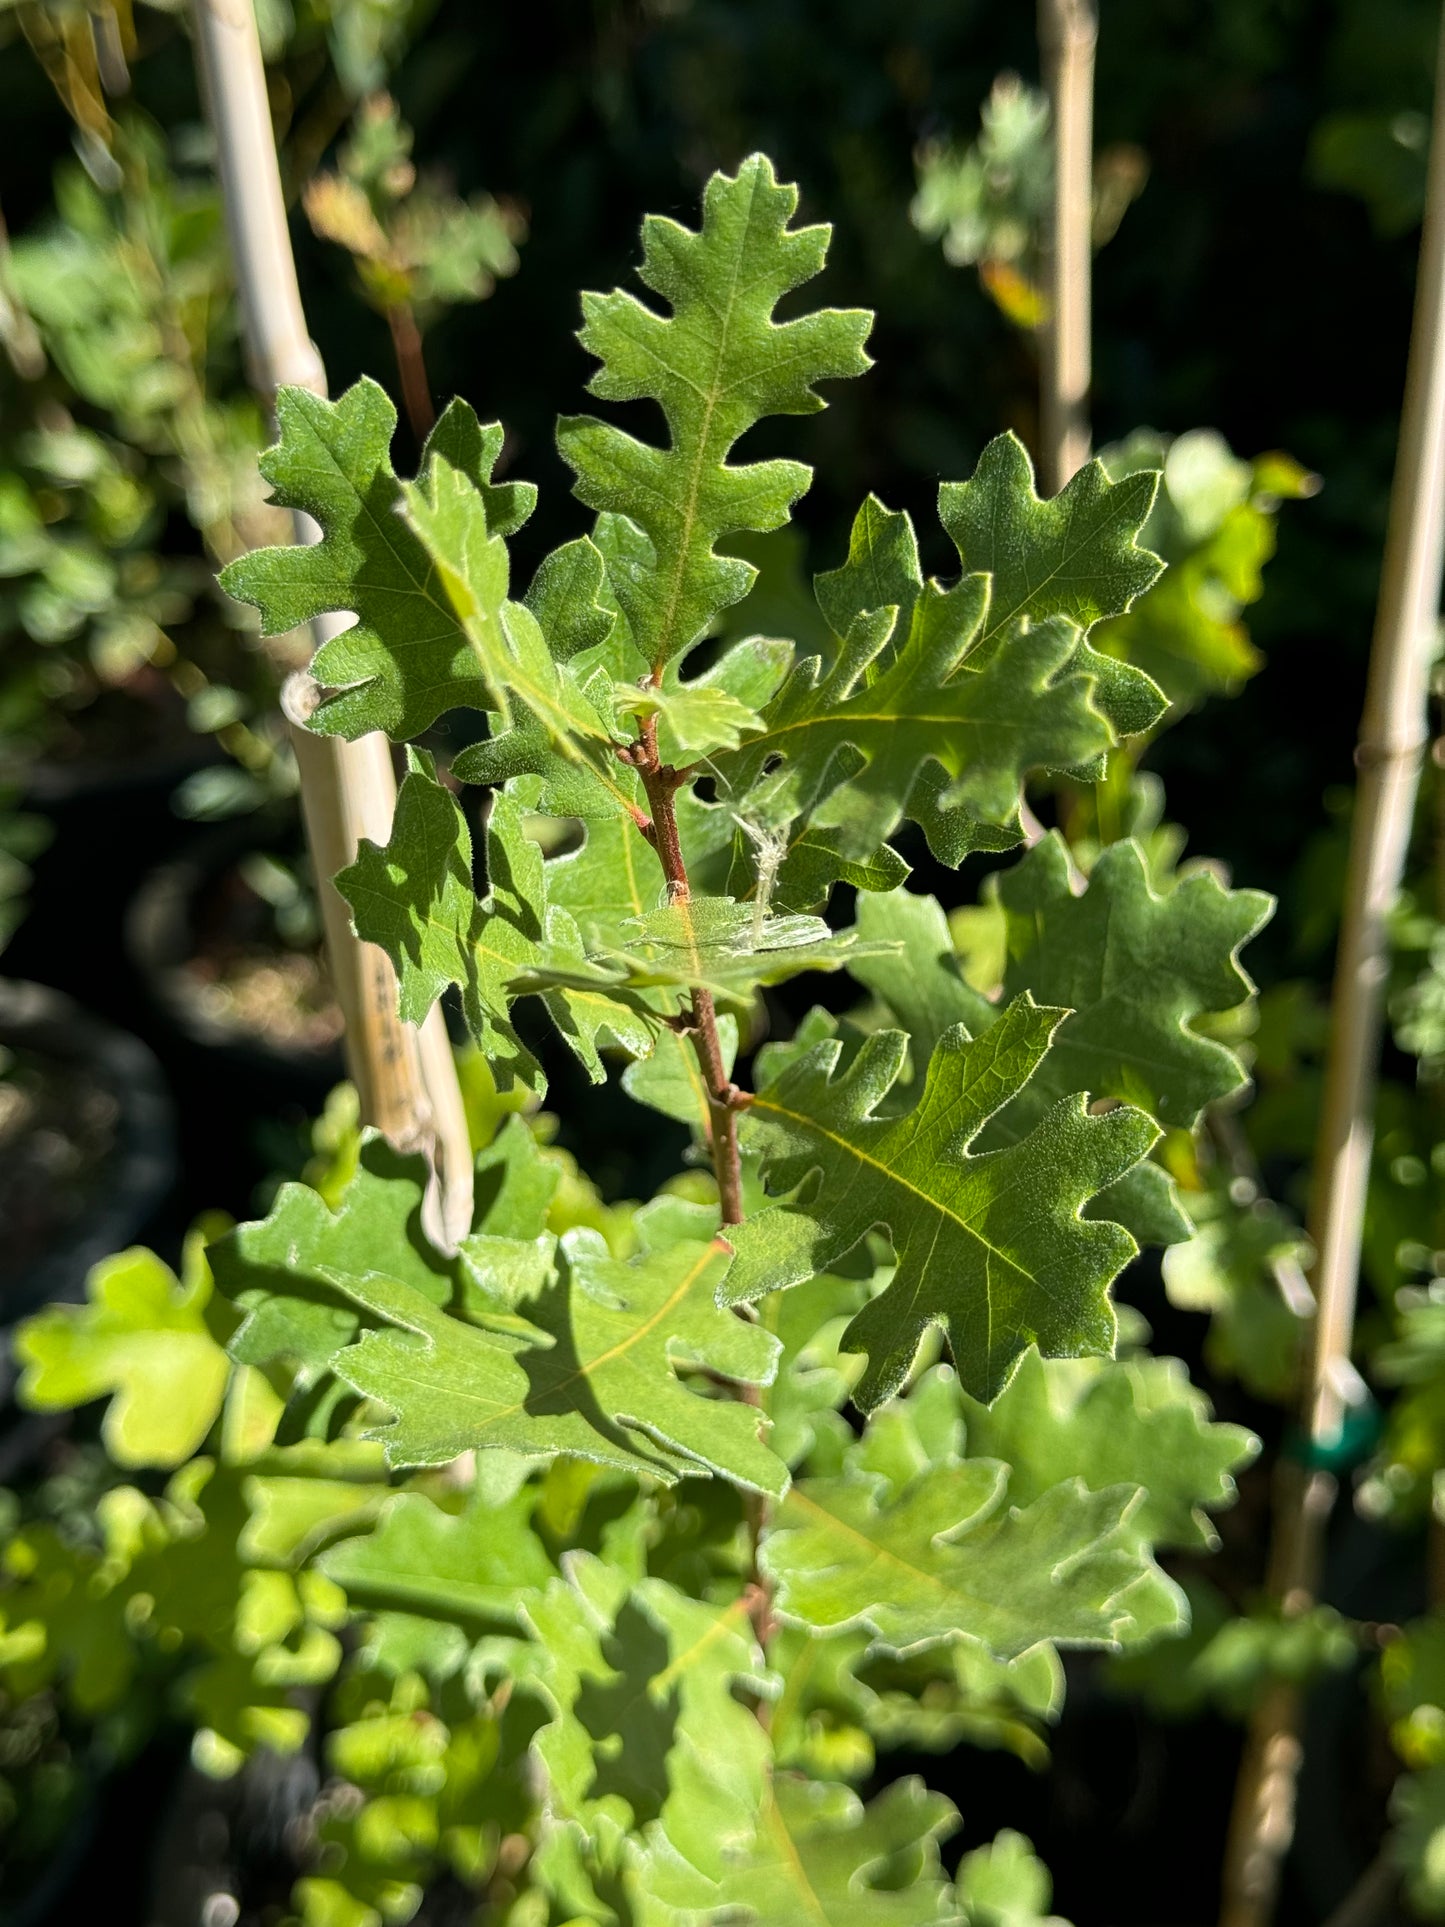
[958,1349,1257,1551]
[720,1775,964,1925]
[727,1001,1157,1407]
[711,578,1113,882]
[219,383,534,738]
[337,757,653,1091]
[325,1227,787,1492]
[558,153,872,669]
[851,842,1270,1242]
[763,1460,1182,1657]
[937,431,1166,747]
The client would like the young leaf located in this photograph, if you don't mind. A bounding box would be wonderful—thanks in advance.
[319,1487,553,1630]
[558,152,873,670]
[955,1829,1071,1927]
[516,894,897,1011]
[726,1000,1158,1407]
[613,677,763,762]
[763,1461,1182,1657]
[336,755,654,1090]
[397,454,620,782]
[324,1227,788,1493]
[15,1237,231,1468]
[720,1775,964,1925]
[957,1349,1258,1551]
[937,431,1167,747]
[210,1131,458,1377]
[219,382,534,739]
[711,583,1114,886]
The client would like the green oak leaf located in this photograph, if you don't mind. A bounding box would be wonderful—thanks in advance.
[319,1487,554,1633]
[851,841,1271,1241]
[814,492,925,646]
[336,754,654,1091]
[514,894,898,1014]
[726,999,1158,1407]
[763,1458,1183,1658]
[990,835,1272,1130]
[720,1775,964,1925]
[711,579,1114,882]
[937,430,1167,751]
[524,531,617,662]
[219,382,534,739]
[324,1227,787,1492]
[210,1130,457,1378]
[15,1234,231,1468]
[238,1443,388,1568]
[955,1829,1071,1927]
[957,1349,1258,1551]
[520,1562,772,1908]
[989,834,1269,1240]
[471,1113,564,1240]
[397,456,623,791]
[558,153,872,671]
[613,678,763,763]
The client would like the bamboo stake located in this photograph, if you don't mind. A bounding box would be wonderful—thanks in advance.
[191,0,472,1243]
[1037,0,1096,493]
[1219,10,1445,1922]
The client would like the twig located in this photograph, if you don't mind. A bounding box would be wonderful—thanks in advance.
[191,0,472,1245]
[1218,9,1445,1922]
[1037,0,1096,493]
[386,301,436,444]
[627,717,745,1227]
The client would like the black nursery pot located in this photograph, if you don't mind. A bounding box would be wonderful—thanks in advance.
[0,979,175,1340]
[124,817,345,1099]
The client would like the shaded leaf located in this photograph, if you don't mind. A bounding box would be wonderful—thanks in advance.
[325,1226,787,1493]
[957,1348,1257,1551]
[764,1459,1182,1657]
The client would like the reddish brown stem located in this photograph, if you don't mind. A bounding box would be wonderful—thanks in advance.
[386,301,435,445]
[632,716,746,1226]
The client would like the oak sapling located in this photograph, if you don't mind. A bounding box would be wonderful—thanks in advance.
[13,156,1266,1922]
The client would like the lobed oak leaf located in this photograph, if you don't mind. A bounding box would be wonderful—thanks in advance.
[559,153,872,672]
[727,998,1157,1407]
[719,1774,965,1925]
[15,1232,231,1469]
[219,381,534,739]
